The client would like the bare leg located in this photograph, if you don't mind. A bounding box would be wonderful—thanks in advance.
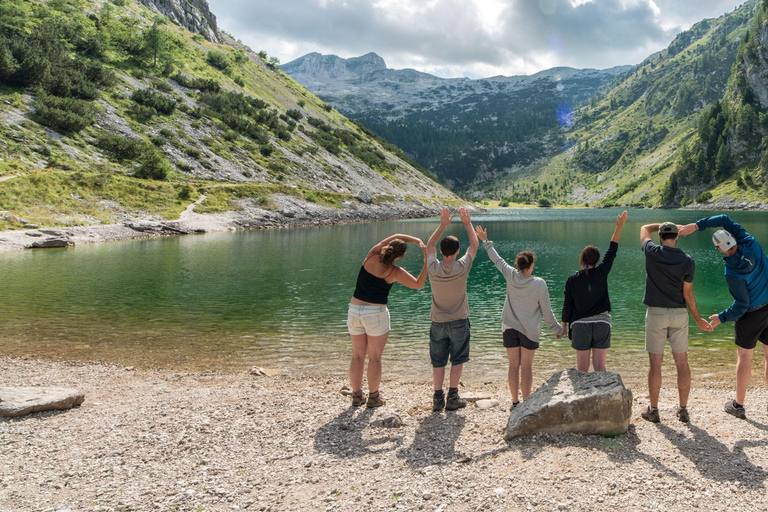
[350,334,368,392]
[365,333,389,393]
[575,350,591,372]
[763,344,768,390]
[736,346,754,405]
[592,348,608,372]
[648,353,663,408]
[433,366,446,391]
[449,363,462,389]
[672,351,690,408]
[506,347,521,403]
[520,347,537,399]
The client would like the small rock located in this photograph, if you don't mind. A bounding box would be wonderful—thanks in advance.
[475,399,498,410]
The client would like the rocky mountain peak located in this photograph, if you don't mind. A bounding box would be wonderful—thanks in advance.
[138,0,220,43]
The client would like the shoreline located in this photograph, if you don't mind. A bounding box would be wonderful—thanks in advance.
[0,196,468,253]
[1,355,767,511]
[2,197,766,253]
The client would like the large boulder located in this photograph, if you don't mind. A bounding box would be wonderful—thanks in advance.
[504,369,632,440]
[0,387,85,418]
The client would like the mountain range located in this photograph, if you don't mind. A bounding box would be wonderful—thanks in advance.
[284,53,630,188]
[285,0,768,209]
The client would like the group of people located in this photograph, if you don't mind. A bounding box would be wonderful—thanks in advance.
[346,208,768,422]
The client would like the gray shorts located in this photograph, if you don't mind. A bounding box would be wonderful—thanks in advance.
[645,307,689,354]
[571,322,611,351]
[429,319,470,368]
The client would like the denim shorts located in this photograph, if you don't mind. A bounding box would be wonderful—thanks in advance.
[347,304,390,337]
[429,319,470,368]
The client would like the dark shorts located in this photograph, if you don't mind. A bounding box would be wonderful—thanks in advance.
[571,322,611,351]
[503,328,539,350]
[430,319,471,368]
[734,301,768,350]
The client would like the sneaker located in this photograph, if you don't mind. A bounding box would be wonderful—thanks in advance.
[433,394,446,412]
[351,390,366,407]
[366,391,386,408]
[446,394,467,411]
[676,406,690,423]
[509,401,520,412]
[641,406,660,423]
[724,400,746,419]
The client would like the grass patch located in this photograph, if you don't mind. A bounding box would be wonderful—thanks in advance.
[0,171,197,226]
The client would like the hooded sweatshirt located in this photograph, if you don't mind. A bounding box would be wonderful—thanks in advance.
[695,215,768,322]
[483,241,565,342]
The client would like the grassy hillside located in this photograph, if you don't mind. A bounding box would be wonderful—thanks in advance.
[468,0,760,208]
[0,0,454,230]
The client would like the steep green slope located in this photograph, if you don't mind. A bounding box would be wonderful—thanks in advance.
[661,0,768,206]
[0,0,454,230]
[470,0,759,208]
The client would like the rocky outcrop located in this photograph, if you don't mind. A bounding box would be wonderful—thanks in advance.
[139,0,219,43]
[504,369,633,440]
[0,387,85,418]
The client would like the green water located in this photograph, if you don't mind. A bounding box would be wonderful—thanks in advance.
[0,208,764,380]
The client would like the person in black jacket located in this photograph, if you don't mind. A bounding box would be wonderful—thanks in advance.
[561,211,627,372]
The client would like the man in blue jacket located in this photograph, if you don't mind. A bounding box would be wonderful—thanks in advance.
[681,215,768,419]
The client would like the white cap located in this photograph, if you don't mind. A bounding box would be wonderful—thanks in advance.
[712,230,736,251]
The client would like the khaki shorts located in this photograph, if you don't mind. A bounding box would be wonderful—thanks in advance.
[645,307,689,354]
[347,304,390,337]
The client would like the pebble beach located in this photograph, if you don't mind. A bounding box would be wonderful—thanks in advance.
[2,355,768,511]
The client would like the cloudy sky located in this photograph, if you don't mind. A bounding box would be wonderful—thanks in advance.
[208,0,742,78]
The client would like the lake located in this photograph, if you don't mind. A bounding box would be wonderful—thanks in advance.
[1,208,764,383]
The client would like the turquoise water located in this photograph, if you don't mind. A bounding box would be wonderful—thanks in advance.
[0,208,764,379]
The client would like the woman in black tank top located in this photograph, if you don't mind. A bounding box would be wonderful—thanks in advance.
[347,234,428,408]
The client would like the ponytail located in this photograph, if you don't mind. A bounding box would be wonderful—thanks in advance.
[515,250,535,271]
[380,239,407,266]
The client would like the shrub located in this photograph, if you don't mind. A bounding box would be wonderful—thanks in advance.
[129,103,156,122]
[286,109,303,121]
[131,88,176,115]
[537,198,553,207]
[206,50,230,71]
[135,149,172,180]
[259,144,274,157]
[171,73,221,92]
[33,93,97,132]
[96,132,147,161]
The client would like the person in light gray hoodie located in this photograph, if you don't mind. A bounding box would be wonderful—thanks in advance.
[475,225,566,409]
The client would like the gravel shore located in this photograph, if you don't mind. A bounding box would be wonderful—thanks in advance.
[0,195,469,253]
[2,356,767,511]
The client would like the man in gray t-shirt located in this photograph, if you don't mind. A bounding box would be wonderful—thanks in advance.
[426,207,479,411]
[639,222,712,424]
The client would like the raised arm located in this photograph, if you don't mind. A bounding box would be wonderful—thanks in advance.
[640,223,660,245]
[476,225,514,277]
[459,207,479,259]
[391,242,428,289]
[682,281,713,332]
[426,207,453,258]
[611,211,628,243]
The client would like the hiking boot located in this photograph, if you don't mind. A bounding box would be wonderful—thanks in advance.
[641,406,660,423]
[446,393,467,411]
[676,406,690,423]
[724,400,746,419]
[433,394,445,412]
[351,390,366,407]
[366,391,386,408]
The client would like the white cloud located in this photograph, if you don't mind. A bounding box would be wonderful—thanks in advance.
[208,0,747,78]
